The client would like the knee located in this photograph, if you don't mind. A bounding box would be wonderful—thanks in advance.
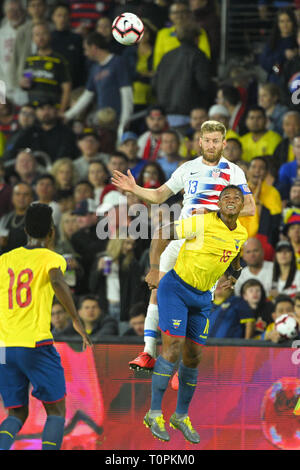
[162,341,181,364]
[184,348,202,368]
[44,399,66,418]
[9,405,29,425]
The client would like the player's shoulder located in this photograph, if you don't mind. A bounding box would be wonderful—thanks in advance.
[179,156,203,172]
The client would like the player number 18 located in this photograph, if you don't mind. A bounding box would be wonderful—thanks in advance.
[8,268,33,309]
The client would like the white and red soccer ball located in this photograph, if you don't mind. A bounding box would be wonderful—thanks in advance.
[112,12,144,46]
[275,313,298,340]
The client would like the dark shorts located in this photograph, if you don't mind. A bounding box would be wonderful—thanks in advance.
[157,269,212,345]
[0,345,66,408]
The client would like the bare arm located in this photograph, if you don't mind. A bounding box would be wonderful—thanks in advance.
[239,193,256,217]
[49,267,92,349]
[245,320,256,339]
[60,81,72,113]
[111,169,174,204]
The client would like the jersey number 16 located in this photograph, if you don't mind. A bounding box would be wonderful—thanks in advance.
[8,268,33,309]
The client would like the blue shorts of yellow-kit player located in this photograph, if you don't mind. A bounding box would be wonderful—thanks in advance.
[157,269,212,345]
[0,343,66,408]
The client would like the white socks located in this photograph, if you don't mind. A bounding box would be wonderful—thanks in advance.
[144,303,159,358]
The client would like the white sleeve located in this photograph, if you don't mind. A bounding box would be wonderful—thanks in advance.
[165,162,187,194]
[64,89,94,121]
[117,86,134,143]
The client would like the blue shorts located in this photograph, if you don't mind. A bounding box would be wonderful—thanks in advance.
[0,345,66,408]
[157,270,212,345]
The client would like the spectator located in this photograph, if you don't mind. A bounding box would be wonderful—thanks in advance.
[87,160,110,206]
[156,129,182,180]
[51,157,77,191]
[282,209,300,269]
[118,132,146,179]
[34,173,61,226]
[4,99,79,162]
[179,107,208,159]
[216,84,247,135]
[136,161,166,190]
[73,131,109,179]
[2,104,36,161]
[223,138,243,165]
[88,237,143,334]
[0,160,13,218]
[208,275,256,339]
[0,0,26,99]
[56,189,75,215]
[277,134,300,200]
[153,0,211,70]
[96,14,124,55]
[8,0,48,105]
[283,180,300,219]
[257,82,289,135]
[234,237,274,295]
[239,279,274,339]
[73,180,94,204]
[239,156,282,260]
[51,299,72,339]
[281,25,300,111]
[259,7,298,84]
[50,2,86,89]
[122,18,157,125]
[259,294,295,342]
[137,105,168,160]
[60,295,119,339]
[269,110,300,182]
[20,21,72,111]
[68,0,110,35]
[0,182,33,254]
[269,240,300,299]
[94,107,118,155]
[122,302,147,337]
[239,106,282,163]
[153,23,211,131]
[64,32,133,143]
[0,99,19,141]
[208,104,240,140]
[71,198,107,292]
[14,148,42,185]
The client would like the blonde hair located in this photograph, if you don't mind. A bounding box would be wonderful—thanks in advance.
[51,157,78,187]
[58,211,77,242]
[200,120,226,139]
[106,237,134,270]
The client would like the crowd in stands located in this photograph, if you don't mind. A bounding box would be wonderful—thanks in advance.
[0,0,300,343]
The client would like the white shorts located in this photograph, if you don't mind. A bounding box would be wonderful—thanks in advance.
[159,239,185,273]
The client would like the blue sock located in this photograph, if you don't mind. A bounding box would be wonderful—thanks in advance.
[150,355,176,412]
[0,416,23,450]
[175,361,198,415]
[42,415,65,450]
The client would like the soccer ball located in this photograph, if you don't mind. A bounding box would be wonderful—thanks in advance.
[112,12,144,46]
[275,313,298,340]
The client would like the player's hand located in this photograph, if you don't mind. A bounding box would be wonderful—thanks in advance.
[72,320,93,350]
[111,169,136,193]
[145,268,160,290]
[218,275,236,290]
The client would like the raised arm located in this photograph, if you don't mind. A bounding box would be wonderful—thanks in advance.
[238,193,256,217]
[111,169,174,204]
[49,267,92,349]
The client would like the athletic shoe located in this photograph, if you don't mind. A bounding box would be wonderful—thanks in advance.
[143,412,170,442]
[170,371,179,391]
[129,352,156,371]
[169,413,200,444]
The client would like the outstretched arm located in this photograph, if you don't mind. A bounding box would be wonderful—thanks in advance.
[111,169,174,204]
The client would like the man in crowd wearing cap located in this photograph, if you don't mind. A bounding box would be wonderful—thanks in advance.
[3,100,79,162]
[156,129,182,180]
[137,106,168,160]
[73,131,109,179]
[277,135,300,201]
[118,131,147,179]
[208,104,240,141]
[71,198,107,293]
[283,208,300,270]
[20,21,72,112]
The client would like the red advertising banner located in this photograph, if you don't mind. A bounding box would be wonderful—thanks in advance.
[1,343,300,450]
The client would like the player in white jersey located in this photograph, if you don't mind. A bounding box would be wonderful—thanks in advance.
[112,121,256,371]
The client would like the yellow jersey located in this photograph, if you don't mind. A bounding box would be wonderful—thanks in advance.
[153,25,211,70]
[0,246,67,347]
[174,212,248,291]
[240,130,282,162]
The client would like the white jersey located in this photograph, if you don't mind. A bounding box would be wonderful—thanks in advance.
[165,155,251,219]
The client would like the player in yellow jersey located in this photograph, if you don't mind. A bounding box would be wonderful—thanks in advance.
[0,203,92,451]
[143,185,248,443]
